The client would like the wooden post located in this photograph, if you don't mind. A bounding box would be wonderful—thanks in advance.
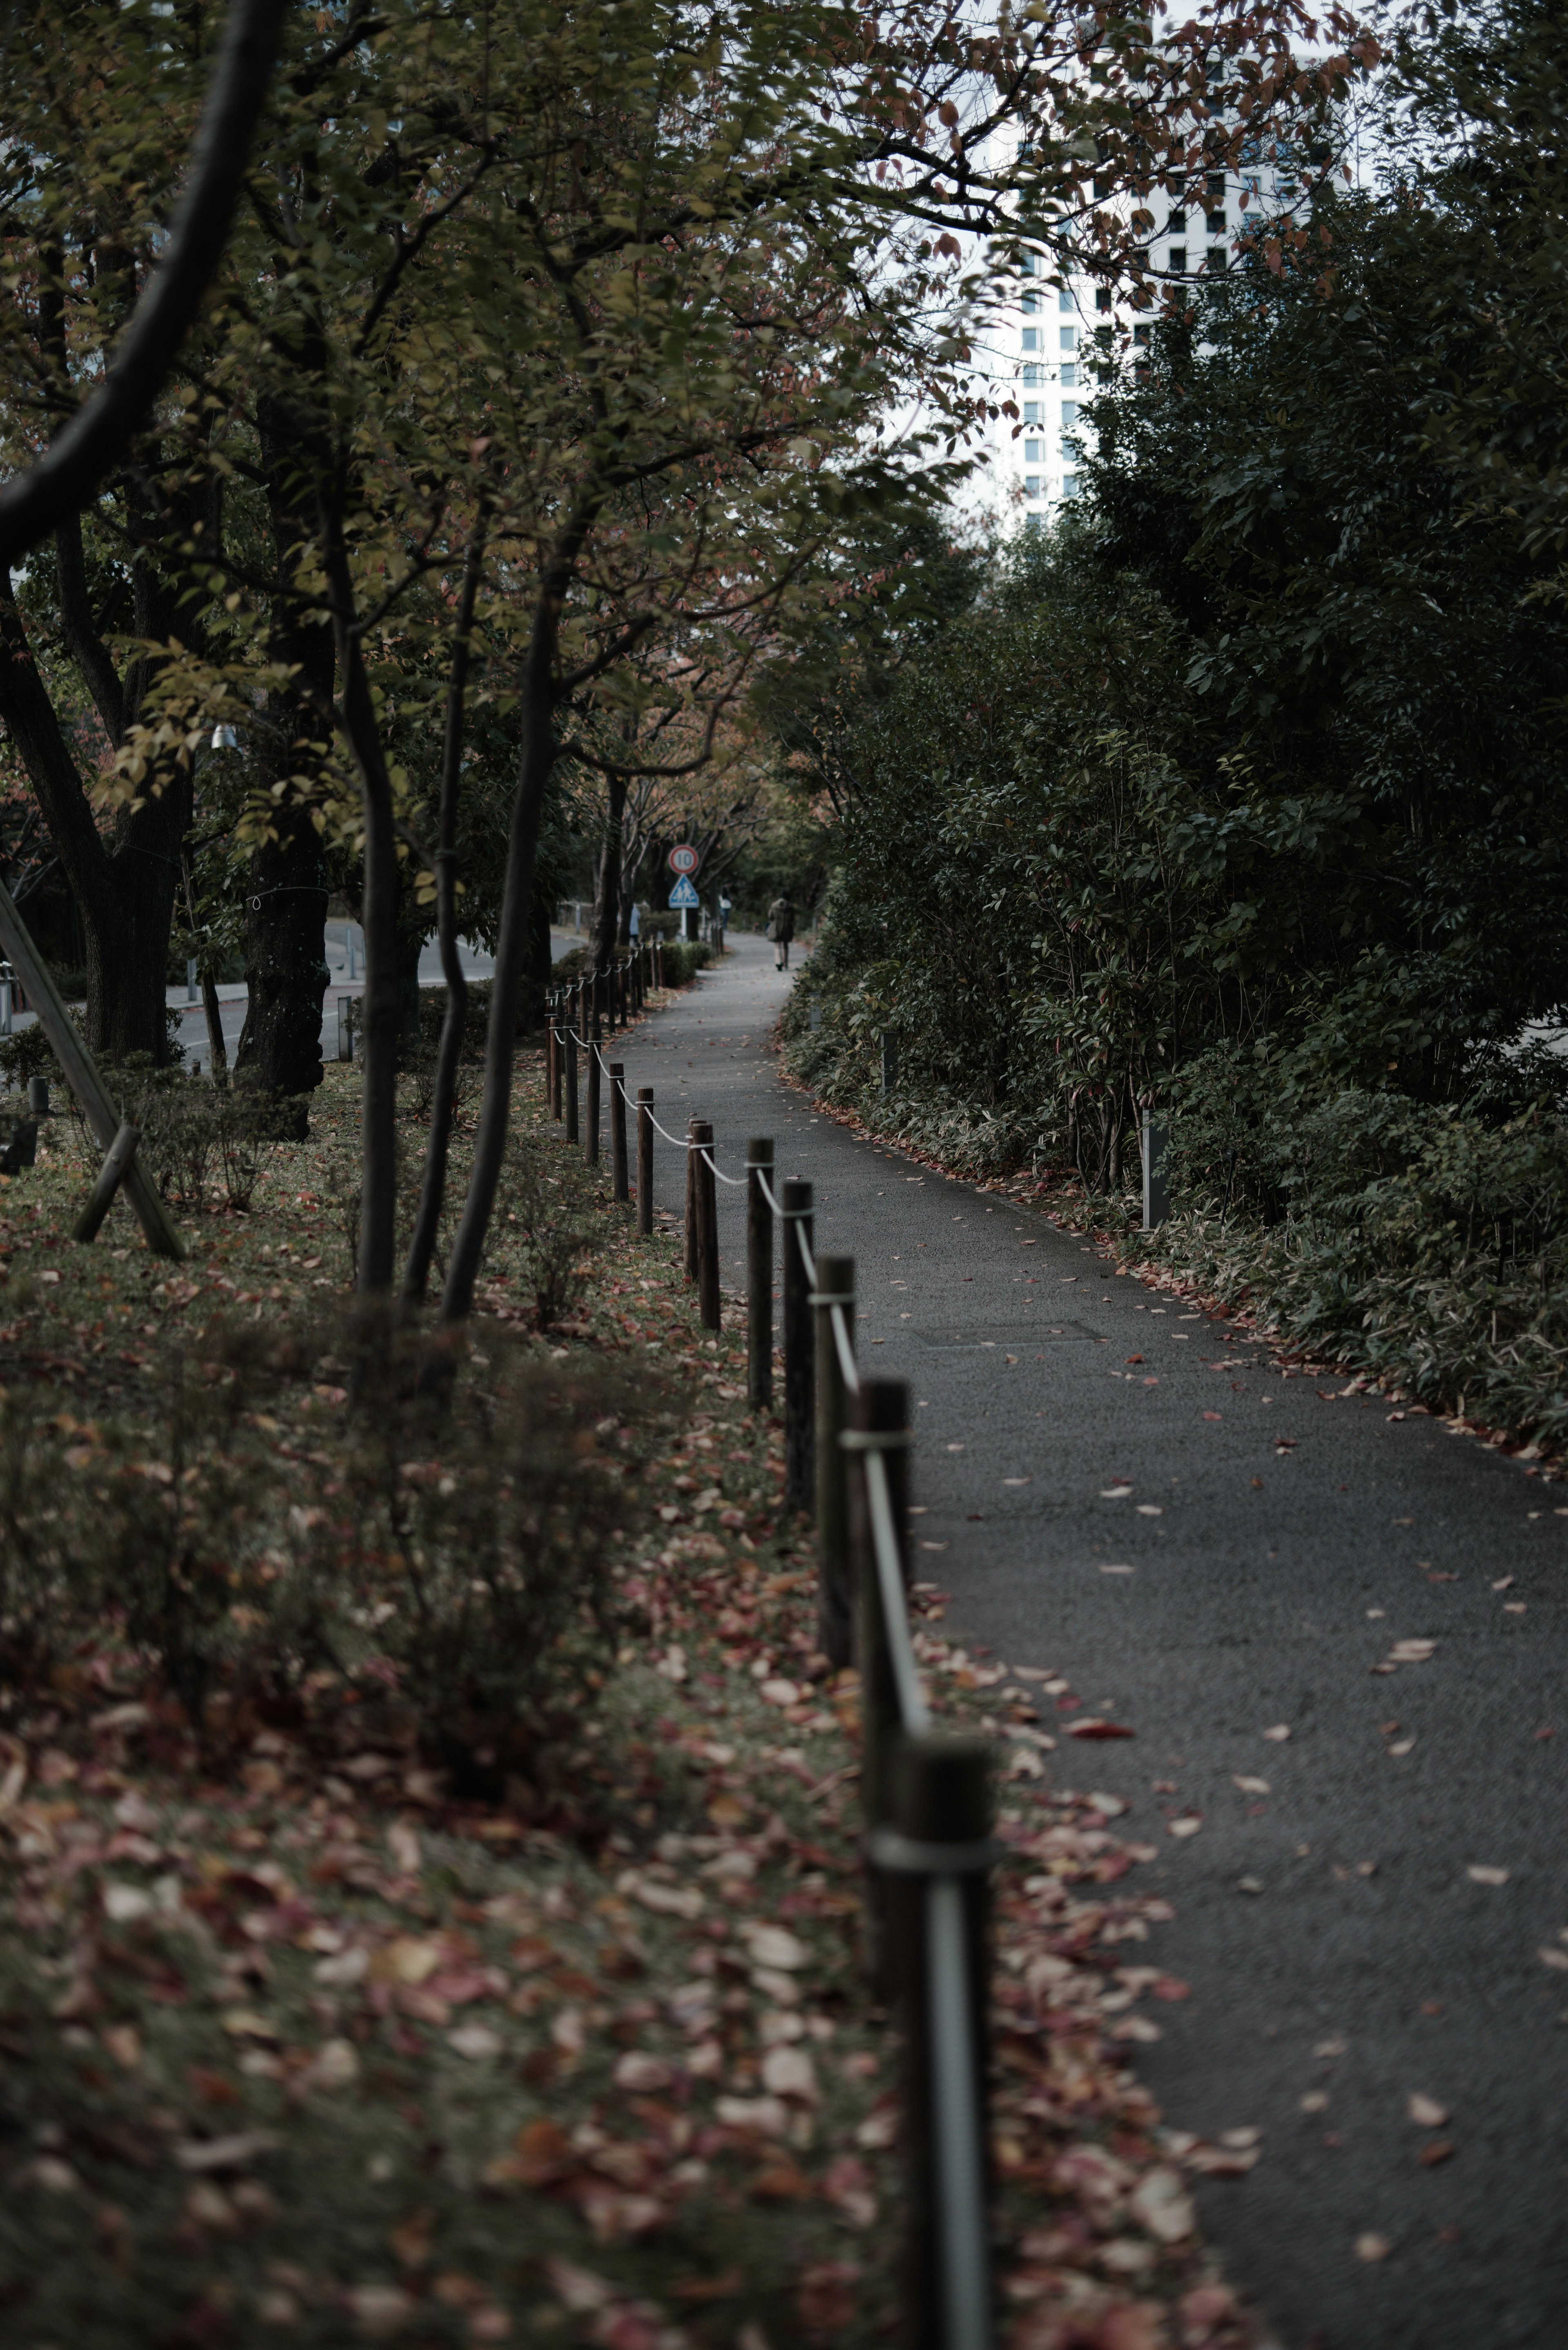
[655,939,664,991]
[617,958,628,1029]
[846,1374,913,1989]
[73,1122,142,1245]
[546,996,559,1119]
[586,1012,601,1167]
[782,1179,814,1515]
[746,1138,774,1412]
[813,1251,855,1666]
[564,1015,579,1145]
[880,1733,994,2350]
[637,1088,654,1238]
[684,1118,699,1284]
[1142,1109,1169,1229]
[0,875,182,1260]
[610,1061,628,1204]
[691,1118,720,1331]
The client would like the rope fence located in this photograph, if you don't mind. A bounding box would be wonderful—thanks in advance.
[543,949,997,2350]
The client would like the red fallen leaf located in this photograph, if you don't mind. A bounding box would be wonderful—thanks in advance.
[1056,1694,1082,1712]
[1066,1719,1136,1739]
[1125,1355,1144,1365]
[508,2119,574,2186]
[1419,2139,1457,2167]
[670,2270,744,2303]
[1203,1411,1223,1422]
[796,2259,862,2339]
[1152,1975,1192,2001]
[751,2158,814,2201]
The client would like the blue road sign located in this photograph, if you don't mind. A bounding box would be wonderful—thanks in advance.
[668,876,700,908]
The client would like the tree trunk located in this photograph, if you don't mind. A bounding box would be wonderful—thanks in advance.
[440,614,557,1326]
[403,529,484,1304]
[591,769,627,976]
[234,388,334,1121]
[0,569,185,1064]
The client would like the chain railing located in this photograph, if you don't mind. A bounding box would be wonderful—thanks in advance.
[543,952,996,2350]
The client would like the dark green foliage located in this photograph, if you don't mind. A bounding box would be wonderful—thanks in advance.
[657,940,713,988]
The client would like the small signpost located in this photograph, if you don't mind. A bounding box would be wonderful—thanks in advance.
[668,876,700,909]
[668,843,700,876]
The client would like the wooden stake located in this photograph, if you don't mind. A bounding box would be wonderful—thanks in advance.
[782,1179,814,1514]
[0,875,182,1259]
[637,1088,654,1238]
[746,1138,774,1411]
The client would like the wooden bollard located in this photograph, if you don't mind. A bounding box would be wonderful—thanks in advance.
[637,1088,654,1237]
[610,1061,628,1204]
[74,1122,141,1244]
[691,1118,720,1331]
[564,1015,579,1145]
[684,1119,699,1283]
[546,998,559,1119]
[782,1179,814,1514]
[586,1013,602,1167]
[813,1251,855,1666]
[878,1733,994,2350]
[746,1138,774,1411]
[845,1376,913,1980]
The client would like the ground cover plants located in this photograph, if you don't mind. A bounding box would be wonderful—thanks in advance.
[0,1008,1263,2350]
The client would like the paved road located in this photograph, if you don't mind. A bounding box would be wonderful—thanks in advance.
[607,931,1568,2350]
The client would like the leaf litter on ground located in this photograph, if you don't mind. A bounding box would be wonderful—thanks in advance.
[0,1048,1258,2350]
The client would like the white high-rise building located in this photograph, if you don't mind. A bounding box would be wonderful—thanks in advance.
[984,132,1303,528]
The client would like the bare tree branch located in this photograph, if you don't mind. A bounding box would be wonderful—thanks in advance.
[0,0,285,569]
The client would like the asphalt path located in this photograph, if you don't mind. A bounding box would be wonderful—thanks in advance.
[614,931,1568,2350]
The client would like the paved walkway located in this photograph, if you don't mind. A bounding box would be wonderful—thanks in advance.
[613,932,1568,2350]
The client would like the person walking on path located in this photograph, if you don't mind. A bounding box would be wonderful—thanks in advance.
[766,891,796,971]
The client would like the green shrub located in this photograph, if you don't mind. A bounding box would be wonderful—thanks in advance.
[658,940,713,988]
[0,1314,650,1788]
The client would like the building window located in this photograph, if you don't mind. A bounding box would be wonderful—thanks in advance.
[1207,245,1227,274]
[1022,363,1041,385]
[1060,363,1076,388]
[1064,473,1081,497]
[1021,328,1038,352]
[1022,291,1038,314]
[1024,475,1041,498]
[1206,169,1225,198]
[1061,401,1078,426]
[1023,401,1040,424]
[1095,287,1112,312]
[1059,326,1076,352]
[1023,439,1041,462]
[1133,323,1152,346]
[1059,288,1075,313]
[1168,244,1187,276]
[1206,209,1226,235]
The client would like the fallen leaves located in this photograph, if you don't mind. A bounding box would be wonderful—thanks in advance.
[1465,1864,1510,1886]
[1407,2093,1448,2128]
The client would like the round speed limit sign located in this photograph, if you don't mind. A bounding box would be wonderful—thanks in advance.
[668,843,700,876]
